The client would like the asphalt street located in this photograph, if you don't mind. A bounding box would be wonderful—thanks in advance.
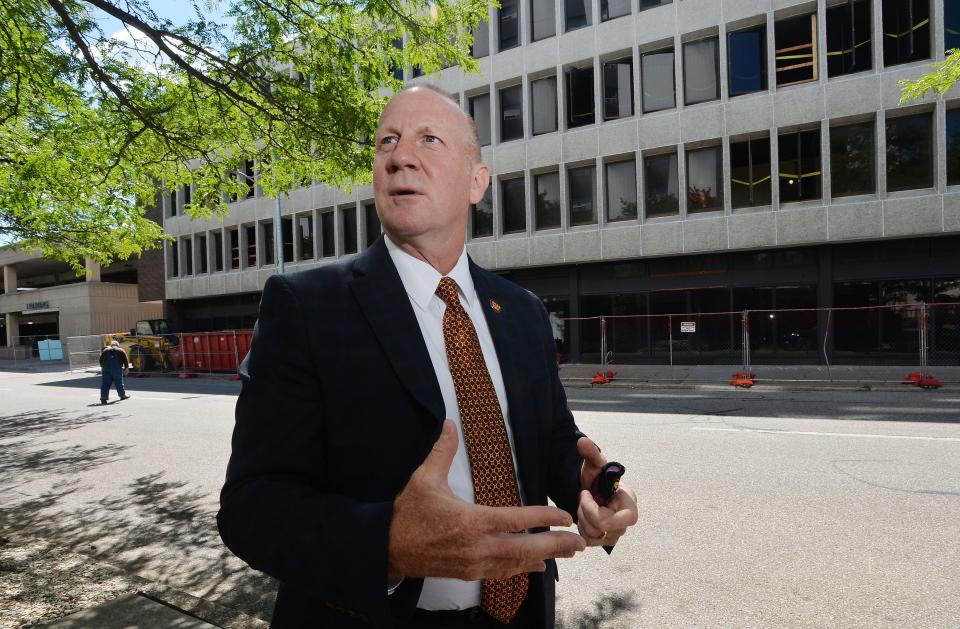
[1,367,958,628]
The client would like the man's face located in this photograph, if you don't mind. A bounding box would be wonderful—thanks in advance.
[372,89,489,248]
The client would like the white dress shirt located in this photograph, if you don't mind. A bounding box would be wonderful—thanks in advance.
[384,234,522,610]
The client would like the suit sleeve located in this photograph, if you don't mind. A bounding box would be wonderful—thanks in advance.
[217,274,395,624]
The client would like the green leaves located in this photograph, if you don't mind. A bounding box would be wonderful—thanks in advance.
[898,49,960,105]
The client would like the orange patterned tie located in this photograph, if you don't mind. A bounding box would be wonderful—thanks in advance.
[435,276,527,624]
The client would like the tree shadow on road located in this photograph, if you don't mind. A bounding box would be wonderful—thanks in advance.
[0,409,115,439]
[556,591,639,629]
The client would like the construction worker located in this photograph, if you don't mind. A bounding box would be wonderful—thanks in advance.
[99,340,130,404]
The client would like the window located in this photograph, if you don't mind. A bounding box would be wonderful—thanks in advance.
[197,235,208,274]
[170,187,177,217]
[830,121,875,197]
[948,109,960,185]
[640,0,671,10]
[728,27,766,96]
[243,159,256,198]
[390,38,404,79]
[606,160,638,222]
[683,38,719,105]
[281,217,294,263]
[826,0,872,77]
[182,183,191,207]
[565,0,591,32]
[469,93,492,146]
[566,65,595,128]
[775,14,818,86]
[778,129,822,202]
[342,206,358,254]
[245,225,257,267]
[531,0,555,41]
[501,177,526,233]
[882,0,930,66]
[947,0,960,53]
[472,186,494,237]
[886,113,933,191]
[730,137,772,208]
[182,237,193,276]
[472,21,489,58]
[603,56,633,120]
[411,65,424,78]
[261,221,275,266]
[686,146,722,212]
[499,0,519,51]
[169,242,178,277]
[602,0,630,22]
[297,213,314,260]
[531,76,558,135]
[568,165,597,225]
[229,228,239,270]
[365,202,381,247]
[213,230,224,272]
[641,48,675,113]
[320,211,335,257]
[500,85,524,142]
[644,152,679,217]
[535,172,561,229]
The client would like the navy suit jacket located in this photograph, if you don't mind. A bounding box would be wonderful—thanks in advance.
[218,237,584,628]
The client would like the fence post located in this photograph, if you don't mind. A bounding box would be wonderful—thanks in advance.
[600,316,607,373]
[742,310,751,376]
[668,314,673,367]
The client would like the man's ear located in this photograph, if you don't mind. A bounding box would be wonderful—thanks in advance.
[468,162,490,205]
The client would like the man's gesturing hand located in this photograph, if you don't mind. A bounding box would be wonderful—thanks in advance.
[388,421,587,581]
[576,437,638,549]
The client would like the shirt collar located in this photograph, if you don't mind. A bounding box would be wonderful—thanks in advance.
[384,234,475,311]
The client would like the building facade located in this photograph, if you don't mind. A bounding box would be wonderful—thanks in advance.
[163,0,960,363]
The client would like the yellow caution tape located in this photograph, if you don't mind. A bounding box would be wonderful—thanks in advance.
[826,39,872,56]
[883,18,929,39]
[776,53,814,61]
[778,171,822,179]
[731,175,772,186]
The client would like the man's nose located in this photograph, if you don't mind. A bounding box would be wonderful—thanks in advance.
[387,136,419,172]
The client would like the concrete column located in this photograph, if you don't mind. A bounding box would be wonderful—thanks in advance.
[85,258,101,282]
[2,265,16,294]
[5,312,18,346]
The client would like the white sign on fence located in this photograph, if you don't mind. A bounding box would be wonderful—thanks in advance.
[680,321,696,333]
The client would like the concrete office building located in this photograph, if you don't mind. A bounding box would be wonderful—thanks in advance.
[163,0,960,363]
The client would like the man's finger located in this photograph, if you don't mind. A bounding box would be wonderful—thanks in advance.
[419,420,459,483]
[576,436,606,468]
[478,504,575,533]
[490,530,587,561]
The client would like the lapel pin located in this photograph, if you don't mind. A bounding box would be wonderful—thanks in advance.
[489,299,502,313]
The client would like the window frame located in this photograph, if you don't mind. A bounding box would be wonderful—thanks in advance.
[727,26,767,97]
[729,136,772,209]
[682,37,720,106]
[605,159,639,223]
[685,145,723,213]
[602,55,634,120]
[534,171,562,230]
[829,120,876,197]
[641,47,676,113]
[774,13,819,87]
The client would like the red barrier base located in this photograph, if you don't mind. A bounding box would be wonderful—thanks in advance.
[730,372,756,388]
[130,372,149,378]
[177,373,198,379]
[918,375,942,389]
[590,373,609,386]
[229,374,241,381]
[902,372,922,384]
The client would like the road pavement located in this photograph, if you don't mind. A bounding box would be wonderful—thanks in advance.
[1,367,958,627]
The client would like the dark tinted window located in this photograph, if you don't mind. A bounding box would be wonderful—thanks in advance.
[826,0,872,77]
[644,152,679,217]
[778,129,821,202]
[730,137,771,208]
[471,186,494,238]
[531,76,558,135]
[342,207,357,254]
[169,242,178,277]
[500,85,524,142]
[830,122,875,196]
[502,178,527,233]
[728,27,766,96]
[245,225,256,267]
[261,221,274,266]
[640,0,671,9]
[603,57,633,120]
[229,228,239,270]
[686,146,722,212]
[886,113,933,191]
[281,217,293,262]
[606,160,638,222]
[499,0,519,50]
[566,65,595,128]
[601,0,630,22]
[775,14,817,86]
[565,0,591,32]
[320,212,335,257]
[948,109,960,185]
[535,172,561,229]
[470,93,492,146]
[882,0,930,66]
[569,166,597,226]
[297,214,314,260]
[947,0,960,52]
[214,231,224,271]
[198,235,208,274]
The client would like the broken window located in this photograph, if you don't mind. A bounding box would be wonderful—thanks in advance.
[531,0,556,41]
[569,166,597,225]
[775,14,818,87]
[644,152,679,217]
[683,38,719,105]
[778,129,822,202]
[531,76,558,135]
[641,48,675,113]
[261,221,274,266]
[297,213,314,260]
[602,0,631,22]
[469,93,492,146]
[886,113,933,191]
[686,146,722,212]
[320,211,335,257]
[730,137,771,208]
[948,109,960,186]
[606,160,637,222]
[565,0,591,32]
[501,177,527,233]
[826,0,872,77]
[830,121,875,197]
[499,0,519,51]
[603,56,633,120]
[882,0,930,66]
[728,26,766,96]
[471,186,494,237]
[500,85,524,142]
[342,206,358,254]
[947,0,960,53]
[365,202,381,247]
[566,65,595,128]
[535,172,561,229]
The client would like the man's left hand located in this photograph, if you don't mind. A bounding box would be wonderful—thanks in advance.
[576,437,638,548]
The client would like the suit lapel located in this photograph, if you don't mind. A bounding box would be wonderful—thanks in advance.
[470,262,539,495]
[350,240,445,426]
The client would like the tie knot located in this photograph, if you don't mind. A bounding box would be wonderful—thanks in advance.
[435,276,460,306]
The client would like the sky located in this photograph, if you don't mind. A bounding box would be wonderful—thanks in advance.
[93,1,234,37]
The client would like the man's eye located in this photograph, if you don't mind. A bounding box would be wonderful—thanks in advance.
[423,135,440,144]
[379,136,398,145]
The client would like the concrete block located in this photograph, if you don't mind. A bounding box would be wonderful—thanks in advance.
[722,0,771,23]
[528,134,563,170]
[774,83,824,128]
[728,211,776,249]
[944,192,960,234]
[165,281,180,299]
[638,111,681,150]
[596,20,635,58]
[680,105,724,143]
[240,270,259,293]
[45,593,217,629]
[530,233,565,265]
[677,0,722,35]
[601,224,642,259]
[467,240,497,269]
[636,6,676,46]
[494,142,527,174]
[225,272,242,294]
[726,93,774,137]
[777,205,827,245]
[493,47,525,81]
[563,229,601,262]
[641,220,683,256]
[562,129,600,162]
[524,41,560,75]
[825,74,881,120]
[207,274,227,296]
[881,66,937,110]
[883,195,942,237]
[683,216,727,252]
[558,29,596,66]
[598,120,639,158]
[496,237,531,267]
[828,201,882,241]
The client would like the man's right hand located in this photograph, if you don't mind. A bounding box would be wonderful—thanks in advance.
[387,420,586,582]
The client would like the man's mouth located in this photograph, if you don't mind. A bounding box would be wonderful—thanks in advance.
[390,187,421,197]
